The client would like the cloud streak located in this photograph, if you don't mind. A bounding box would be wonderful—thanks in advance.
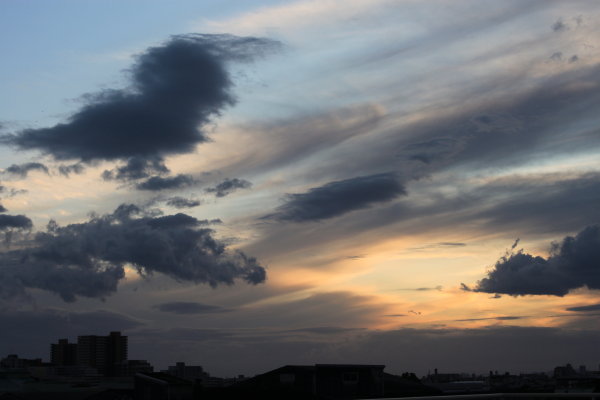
[135,174,195,191]
[455,316,524,322]
[4,163,49,178]
[264,172,406,222]
[567,303,600,312]
[165,197,202,209]
[154,301,231,314]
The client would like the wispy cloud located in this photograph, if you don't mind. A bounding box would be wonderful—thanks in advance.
[154,302,232,314]
[566,303,600,312]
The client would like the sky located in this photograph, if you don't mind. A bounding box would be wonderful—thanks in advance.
[1,0,600,377]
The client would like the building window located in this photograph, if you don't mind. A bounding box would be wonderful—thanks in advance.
[342,372,358,383]
[280,373,295,384]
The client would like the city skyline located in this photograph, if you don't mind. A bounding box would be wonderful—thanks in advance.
[0,0,600,378]
[4,329,600,379]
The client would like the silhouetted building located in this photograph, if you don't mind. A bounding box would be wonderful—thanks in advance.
[553,363,600,393]
[77,335,108,374]
[85,388,135,400]
[315,364,385,399]
[78,331,128,376]
[383,372,442,397]
[164,362,208,383]
[0,354,43,369]
[423,369,492,394]
[554,363,578,378]
[106,331,128,376]
[135,372,195,400]
[423,368,463,384]
[232,364,385,399]
[48,364,101,377]
[50,338,77,366]
[116,360,154,377]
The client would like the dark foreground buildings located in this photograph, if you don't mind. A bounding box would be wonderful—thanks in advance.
[50,331,131,377]
[3,330,600,399]
[133,363,438,400]
[236,364,386,399]
[77,331,128,376]
[50,339,77,366]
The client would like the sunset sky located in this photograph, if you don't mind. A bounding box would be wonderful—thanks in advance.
[1,0,600,377]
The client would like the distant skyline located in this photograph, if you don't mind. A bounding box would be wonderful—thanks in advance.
[1,0,600,377]
[6,328,600,379]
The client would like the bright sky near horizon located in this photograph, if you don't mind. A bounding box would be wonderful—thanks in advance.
[1,0,600,377]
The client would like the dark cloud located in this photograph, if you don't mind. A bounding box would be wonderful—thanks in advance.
[4,162,49,178]
[145,212,203,229]
[205,178,252,197]
[0,214,32,230]
[247,172,600,264]
[471,225,600,296]
[249,70,600,246]
[550,52,563,61]
[102,156,169,181]
[58,163,85,177]
[566,303,600,312]
[166,196,202,209]
[2,34,278,163]
[154,301,231,314]
[0,204,6,213]
[0,204,265,302]
[552,18,568,32]
[549,52,579,64]
[135,174,195,191]
[264,173,406,222]
[0,214,31,249]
